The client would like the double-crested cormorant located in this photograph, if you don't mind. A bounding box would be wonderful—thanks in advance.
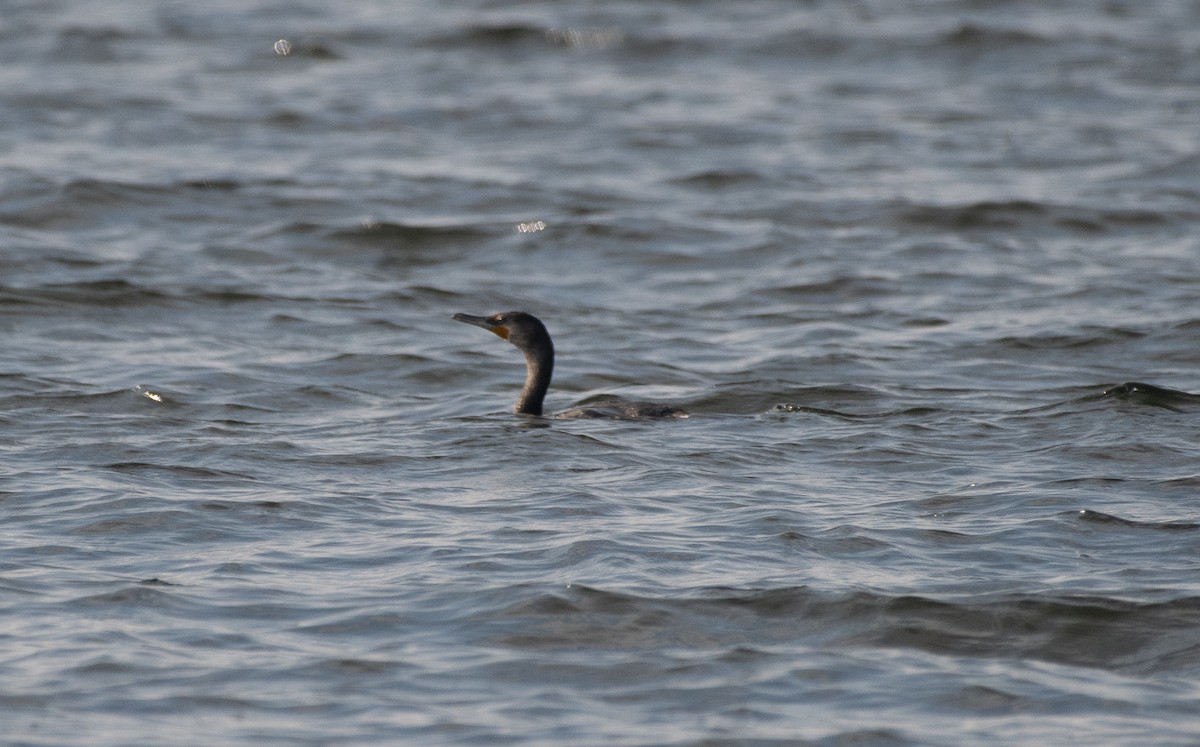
[452,310,686,419]
[453,311,553,415]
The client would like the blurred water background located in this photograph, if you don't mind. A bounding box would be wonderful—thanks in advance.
[4,1,1200,744]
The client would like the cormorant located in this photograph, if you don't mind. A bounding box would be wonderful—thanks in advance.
[452,311,686,419]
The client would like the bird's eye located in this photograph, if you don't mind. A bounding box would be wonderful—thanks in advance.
[490,315,505,325]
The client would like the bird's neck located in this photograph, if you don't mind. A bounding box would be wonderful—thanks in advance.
[515,344,553,416]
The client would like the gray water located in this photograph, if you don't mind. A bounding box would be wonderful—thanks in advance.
[4,1,1200,744]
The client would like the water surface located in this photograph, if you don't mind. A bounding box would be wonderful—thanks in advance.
[3,1,1200,744]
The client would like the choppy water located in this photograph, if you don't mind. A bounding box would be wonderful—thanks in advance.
[4,1,1200,744]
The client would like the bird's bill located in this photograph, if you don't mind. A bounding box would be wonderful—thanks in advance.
[452,312,509,340]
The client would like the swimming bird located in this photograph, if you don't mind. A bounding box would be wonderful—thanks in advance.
[452,311,686,419]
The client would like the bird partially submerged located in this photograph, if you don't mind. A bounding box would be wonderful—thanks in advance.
[453,311,553,416]
[452,311,687,420]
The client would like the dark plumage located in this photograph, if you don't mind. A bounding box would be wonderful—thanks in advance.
[452,311,554,415]
[452,311,686,419]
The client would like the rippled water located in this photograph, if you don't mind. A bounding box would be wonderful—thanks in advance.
[4,1,1200,744]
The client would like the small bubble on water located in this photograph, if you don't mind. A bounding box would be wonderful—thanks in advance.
[134,384,165,403]
[274,39,292,56]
